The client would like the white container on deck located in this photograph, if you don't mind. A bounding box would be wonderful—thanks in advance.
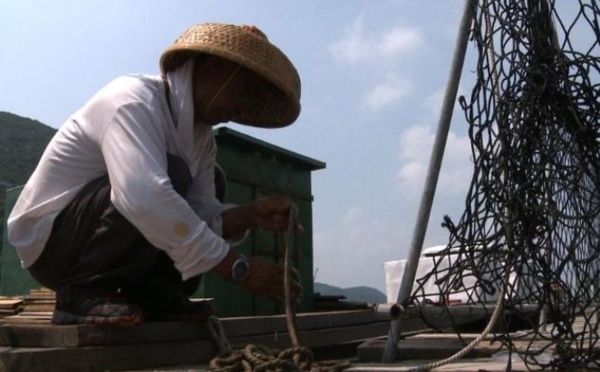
[384,245,513,305]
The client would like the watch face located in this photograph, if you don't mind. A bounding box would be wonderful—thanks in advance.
[232,258,250,283]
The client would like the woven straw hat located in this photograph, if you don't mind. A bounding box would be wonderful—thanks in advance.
[160,23,301,128]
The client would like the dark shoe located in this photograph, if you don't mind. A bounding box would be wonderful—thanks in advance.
[142,298,214,322]
[52,297,144,325]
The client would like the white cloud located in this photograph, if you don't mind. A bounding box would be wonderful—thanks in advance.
[423,87,446,116]
[343,207,364,224]
[397,161,426,188]
[379,27,422,57]
[330,16,423,63]
[329,16,369,63]
[396,124,472,197]
[364,75,411,111]
[398,125,431,159]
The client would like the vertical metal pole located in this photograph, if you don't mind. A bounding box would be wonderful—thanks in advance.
[381,0,475,363]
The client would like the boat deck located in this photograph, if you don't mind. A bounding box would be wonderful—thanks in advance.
[0,299,595,371]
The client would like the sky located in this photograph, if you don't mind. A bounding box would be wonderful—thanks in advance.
[0,0,499,294]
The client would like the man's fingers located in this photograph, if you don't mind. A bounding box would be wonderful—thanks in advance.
[276,265,300,278]
[267,268,302,303]
[241,257,303,303]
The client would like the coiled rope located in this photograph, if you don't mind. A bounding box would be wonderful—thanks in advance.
[207,204,351,371]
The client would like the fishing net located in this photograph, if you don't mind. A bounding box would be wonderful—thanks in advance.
[409,0,600,369]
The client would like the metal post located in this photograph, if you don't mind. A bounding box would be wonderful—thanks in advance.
[381,0,475,363]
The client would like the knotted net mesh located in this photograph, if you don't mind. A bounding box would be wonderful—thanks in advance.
[409,0,600,369]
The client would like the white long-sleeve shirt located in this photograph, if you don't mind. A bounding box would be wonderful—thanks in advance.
[7,68,234,280]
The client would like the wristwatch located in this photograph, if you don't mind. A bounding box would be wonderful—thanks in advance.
[231,254,250,283]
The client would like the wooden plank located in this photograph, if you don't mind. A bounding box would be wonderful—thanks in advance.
[356,338,500,363]
[0,318,390,349]
[21,305,55,312]
[0,312,460,350]
[0,317,50,325]
[0,310,20,315]
[20,300,55,305]
[226,303,536,339]
[0,322,212,348]
[0,300,23,308]
[229,321,390,350]
[409,332,499,341]
[13,312,52,318]
[0,304,528,349]
[0,302,533,334]
[0,340,217,372]
[0,309,392,347]
[0,308,385,327]
[356,335,563,364]
[346,359,531,372]
[223,309,392,335]
[0,323,390,371]
[398,338,498,360]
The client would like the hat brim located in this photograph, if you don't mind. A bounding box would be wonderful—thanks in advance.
[160,24,301,128]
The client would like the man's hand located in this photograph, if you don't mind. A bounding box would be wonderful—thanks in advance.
[236,256,303,303]
[216,194,304,302]
[221,194,302,239]
[252,194,302,232]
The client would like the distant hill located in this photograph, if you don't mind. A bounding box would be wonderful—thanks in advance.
[0,111,56,188]
[0,111,56,242]
[314,282,387,303]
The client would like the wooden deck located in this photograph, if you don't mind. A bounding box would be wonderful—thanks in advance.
[0,308,391,371]
[0,301,596,371]
[349,310,600,372]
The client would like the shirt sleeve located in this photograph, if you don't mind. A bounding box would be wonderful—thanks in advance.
[186,130,248,246]
[99,102,229,280]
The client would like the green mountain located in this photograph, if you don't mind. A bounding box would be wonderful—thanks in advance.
[0,111,56,187]
[0,111,57,242]
[314,282,387,303]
